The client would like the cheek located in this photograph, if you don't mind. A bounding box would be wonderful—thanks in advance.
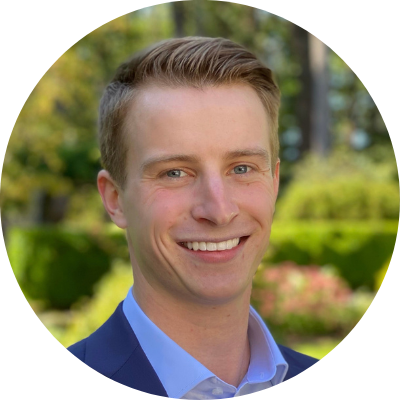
[136,187,190,233]
[236,182,276,222]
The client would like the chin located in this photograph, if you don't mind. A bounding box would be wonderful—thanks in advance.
[184,277,253,306]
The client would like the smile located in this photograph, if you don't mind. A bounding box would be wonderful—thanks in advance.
[180,238,241,251]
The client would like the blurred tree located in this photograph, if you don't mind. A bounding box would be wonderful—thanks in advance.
[309,34,330,155]
[291,25,312,154]
[1,6,173,232]
[1,2,393,233]
[172,1,186,37]
[290,27,330,156]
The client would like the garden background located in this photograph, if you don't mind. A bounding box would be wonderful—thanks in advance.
[1,2,398,359]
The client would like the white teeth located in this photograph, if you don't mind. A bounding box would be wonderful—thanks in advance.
[217,241,227,251]
[206,242,217,251]
[183,238,241,252]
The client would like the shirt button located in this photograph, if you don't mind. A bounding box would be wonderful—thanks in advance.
[211,377,217,384]
[212,387,223,395]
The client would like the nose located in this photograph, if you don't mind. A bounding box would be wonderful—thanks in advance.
[191,174,239,226]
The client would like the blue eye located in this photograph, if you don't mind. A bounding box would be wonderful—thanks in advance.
[233,165,251,174]
[166,169,187,178]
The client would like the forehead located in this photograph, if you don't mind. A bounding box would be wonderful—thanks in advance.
[123,84,271,166]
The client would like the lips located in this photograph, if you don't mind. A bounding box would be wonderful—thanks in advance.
[177,236,248,264]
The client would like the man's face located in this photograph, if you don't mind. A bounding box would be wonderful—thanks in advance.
[117,84,279,305]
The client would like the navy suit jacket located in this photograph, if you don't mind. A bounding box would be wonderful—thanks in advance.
[68,302,318,396]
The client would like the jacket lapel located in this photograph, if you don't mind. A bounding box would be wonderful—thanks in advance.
[278,344,319,381]
[81,303,317,393]
[85,302,168,396]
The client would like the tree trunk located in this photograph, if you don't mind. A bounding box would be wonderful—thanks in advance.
[309,33,330,155]
[291,25,312,154]
[172,2,186,37]
[29,189,68,224]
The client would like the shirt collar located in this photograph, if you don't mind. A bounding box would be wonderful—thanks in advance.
[122,287,287,398]
[246,305,288,386]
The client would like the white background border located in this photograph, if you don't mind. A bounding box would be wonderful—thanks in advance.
[1,1,399,398]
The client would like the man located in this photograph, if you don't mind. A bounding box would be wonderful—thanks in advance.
[68,37,318,397]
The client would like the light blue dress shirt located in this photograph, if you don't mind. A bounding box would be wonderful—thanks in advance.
[123,287,288,398]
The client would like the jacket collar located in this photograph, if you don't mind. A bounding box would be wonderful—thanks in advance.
[83,302,315,395]
[85,302,168,396]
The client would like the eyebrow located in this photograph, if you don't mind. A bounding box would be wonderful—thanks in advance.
[223,148,270,165]
[140,147,270,173]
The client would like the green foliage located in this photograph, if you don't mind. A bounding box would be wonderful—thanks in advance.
[61,260,133,347]
[2,4,393,221]
[276,150,399,221]
[0,6,173,216]
[266,220,398,289]
[272,151,399,290]
[291,337,341,359]
[252,262,373,338]
[277,179,398,220]
[7,226,128,309]
[374,257,391,291]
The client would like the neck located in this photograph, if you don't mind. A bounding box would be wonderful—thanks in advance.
[133,280,252,387]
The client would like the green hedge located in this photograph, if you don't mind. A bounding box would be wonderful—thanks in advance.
[61,260,133,347]
[265,220,398,290]
[6,226,128,309]
[7,220,397,309]
[275,150,399,221]
[276,179,399,220]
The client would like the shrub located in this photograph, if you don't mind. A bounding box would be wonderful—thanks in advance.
[374,257,391,291]
[6,225,129,309]
[61,260,133,347]
[276,179,398,220]
[251,262,373,337]
[276,150,399,221]
[266,220,398,290]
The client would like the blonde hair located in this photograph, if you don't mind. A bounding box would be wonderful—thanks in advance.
[99,37,280,187]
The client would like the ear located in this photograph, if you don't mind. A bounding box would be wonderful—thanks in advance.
[97,170,127,229]
[273,158,280,199]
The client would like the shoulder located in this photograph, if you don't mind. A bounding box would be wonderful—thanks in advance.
[66,302,168,396]
[278,344,319,381]
[66,302,138,371]
[68,337,87,361]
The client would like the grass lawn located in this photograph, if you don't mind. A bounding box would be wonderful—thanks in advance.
[291,337,342,359]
